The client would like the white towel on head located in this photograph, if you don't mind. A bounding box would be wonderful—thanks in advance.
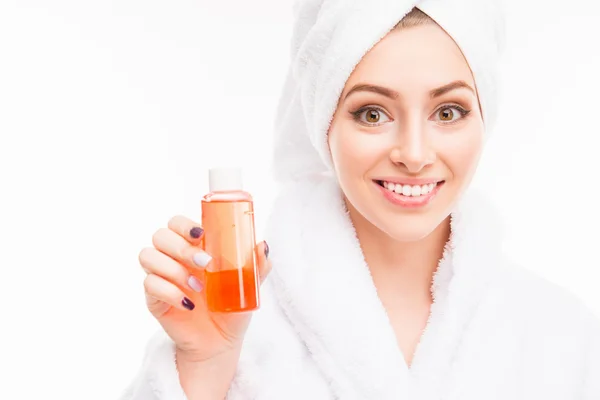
[273,0,505,183]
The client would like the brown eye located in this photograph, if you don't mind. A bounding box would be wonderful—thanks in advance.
[366,109,380,123]
[439,108,454,121]
[350,106,391,126]
[433,105,469,123]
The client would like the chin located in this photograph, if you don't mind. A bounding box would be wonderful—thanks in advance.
[376,216,443,242]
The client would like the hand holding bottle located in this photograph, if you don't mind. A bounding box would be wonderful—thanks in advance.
[138,215,270,398]
[139,214,270,354]
[137,168,270,399]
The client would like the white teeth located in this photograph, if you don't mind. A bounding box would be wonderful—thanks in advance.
[381,181,439,197]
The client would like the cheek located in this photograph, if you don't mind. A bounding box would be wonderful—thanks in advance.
[329,123,388,173]
[328,123,386,203]
[438,126,483,179]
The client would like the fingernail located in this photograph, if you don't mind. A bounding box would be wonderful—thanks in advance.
[182,297,195,311]
[189,227,203,239]
[264,241,270,259]
[193,250,212,267]
[188,276,203,292]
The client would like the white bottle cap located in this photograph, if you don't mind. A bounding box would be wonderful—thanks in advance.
[208,166,243,192]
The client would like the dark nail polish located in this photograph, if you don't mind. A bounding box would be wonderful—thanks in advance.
[264,241,270,259]
[189,227,203,239]
[182,297,195,311]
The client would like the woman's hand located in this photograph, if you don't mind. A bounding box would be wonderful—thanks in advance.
[138,215,271,398]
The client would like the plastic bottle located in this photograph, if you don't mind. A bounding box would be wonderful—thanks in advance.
[201,167,260,313]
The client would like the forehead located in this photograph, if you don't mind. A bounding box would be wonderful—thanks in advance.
[345,24,475,93]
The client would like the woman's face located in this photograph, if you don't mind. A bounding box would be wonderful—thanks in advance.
[328,23,484,242]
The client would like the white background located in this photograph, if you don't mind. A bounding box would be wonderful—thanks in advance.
[1,0,599,398]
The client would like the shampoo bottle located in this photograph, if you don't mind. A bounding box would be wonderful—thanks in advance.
[201,167,260,313]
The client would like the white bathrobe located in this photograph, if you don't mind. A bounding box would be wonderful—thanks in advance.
[121,0,600,398]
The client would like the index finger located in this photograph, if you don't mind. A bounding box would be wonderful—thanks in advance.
[167,215,204,245]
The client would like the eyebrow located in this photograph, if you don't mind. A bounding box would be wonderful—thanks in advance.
[429,80,475,98]
[343,80,475,101]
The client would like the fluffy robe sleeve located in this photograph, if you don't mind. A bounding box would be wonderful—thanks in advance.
[119,330,187,400]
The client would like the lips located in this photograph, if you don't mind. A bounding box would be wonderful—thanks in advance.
[374,179,445,208]
[375,180,444,197]
[379,180,436,197]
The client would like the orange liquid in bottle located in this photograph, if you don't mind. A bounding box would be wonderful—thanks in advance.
[201,192,260,313]
[204,268,259,312]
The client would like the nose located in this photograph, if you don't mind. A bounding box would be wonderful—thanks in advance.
[389,121,435,173]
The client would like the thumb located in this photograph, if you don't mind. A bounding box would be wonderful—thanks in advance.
[256,241,272,284]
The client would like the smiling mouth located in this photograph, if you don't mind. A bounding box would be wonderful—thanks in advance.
[375,180,445,197]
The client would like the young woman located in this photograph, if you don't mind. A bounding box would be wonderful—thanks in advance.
[123,1,600,399]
